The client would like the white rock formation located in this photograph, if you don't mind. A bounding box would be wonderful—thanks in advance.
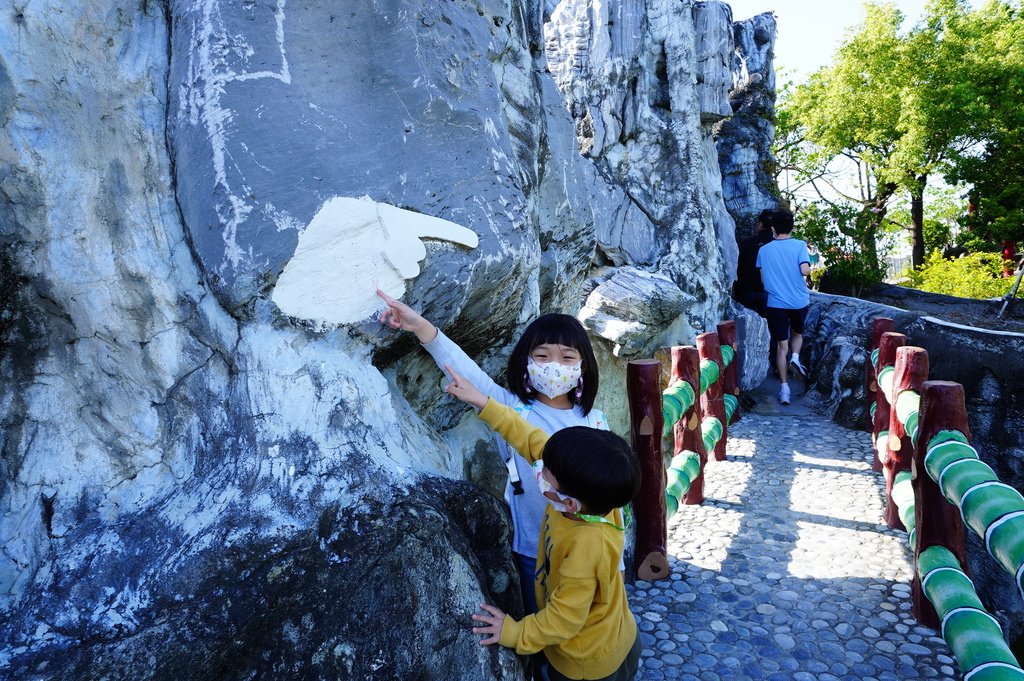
[272,197,479,326]
[0,0,775,677]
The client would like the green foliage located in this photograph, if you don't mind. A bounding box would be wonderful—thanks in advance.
[809,266,827,291]
[942,2,1024,247]
[794,202,887,296]
[776,0,1024,269]
[885,187,965,253]
[905,250,1015,299]
[923,218,952,254]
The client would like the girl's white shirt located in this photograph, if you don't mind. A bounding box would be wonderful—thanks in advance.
[422,330,608,559]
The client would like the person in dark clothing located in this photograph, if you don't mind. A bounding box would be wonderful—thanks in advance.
[734,209,776,315]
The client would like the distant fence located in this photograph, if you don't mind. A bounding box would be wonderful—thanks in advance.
[867,317,1024,680]
[626,321,740,581]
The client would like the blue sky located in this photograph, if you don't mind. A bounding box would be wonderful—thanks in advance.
[725,0,990,79]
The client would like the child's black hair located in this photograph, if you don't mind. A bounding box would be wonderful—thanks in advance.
[773,209,795,234]
[505,313,599,415]
[542,427,640,517]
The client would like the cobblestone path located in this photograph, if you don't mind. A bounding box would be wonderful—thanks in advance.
[627,413,958,681]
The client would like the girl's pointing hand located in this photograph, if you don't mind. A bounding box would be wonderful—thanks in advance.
[444,365,488,411]
[376,289,437,343]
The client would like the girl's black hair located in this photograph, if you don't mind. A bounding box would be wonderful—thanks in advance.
[505,313,599,415]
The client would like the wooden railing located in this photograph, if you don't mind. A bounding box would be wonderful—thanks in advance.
[867,316,1024,680]
[627,321,741,581]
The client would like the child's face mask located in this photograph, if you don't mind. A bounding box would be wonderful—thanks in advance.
[532,461,579,513]
[527,357,582,400]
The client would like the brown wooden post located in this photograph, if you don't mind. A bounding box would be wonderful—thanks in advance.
[867,317,894,438]
[671,346,707,506]
[883,346,928,529]
[872,331,903,473]
[911,381,970,628]
[627,359,670,581]
[697,332,728,462]
[716,320,741,424]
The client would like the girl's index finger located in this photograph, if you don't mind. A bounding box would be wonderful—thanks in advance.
[375,288,398,306]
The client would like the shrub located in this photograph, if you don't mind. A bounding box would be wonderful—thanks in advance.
[809,267,827,291]
[904,250,1014,299]
[794,202,887,296]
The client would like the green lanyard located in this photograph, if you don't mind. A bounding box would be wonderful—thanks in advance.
[572,513,625,531]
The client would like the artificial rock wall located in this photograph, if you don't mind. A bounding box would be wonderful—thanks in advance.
[0,1,772,678]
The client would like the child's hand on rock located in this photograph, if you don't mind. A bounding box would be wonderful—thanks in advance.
[471,602,506,646]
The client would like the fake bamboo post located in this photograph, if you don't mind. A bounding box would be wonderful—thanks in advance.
[867,317,894,444]
[627,359,669,581]
[671,346,707,506]
[873,332,903,473]
[912,381,970,628]
[875,332,906,516]
[716,321,740,424]
[697,332,727,462]
[883,346,928,530]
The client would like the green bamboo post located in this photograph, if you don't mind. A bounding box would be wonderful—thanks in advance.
[912,381,970,628]
[697,332,727,462]
[873,331,902,473]
[627,359,669,581]
[924,432,1024,605]
[879,339,917,529]
[867,317,894,457]
[662,371,697,517]
[919,546,1024,680]
[671,346,707,508]
[884,345,927,532]
[717,321,740,424]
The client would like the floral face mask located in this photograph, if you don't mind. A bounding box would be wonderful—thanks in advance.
[527,357,582,400]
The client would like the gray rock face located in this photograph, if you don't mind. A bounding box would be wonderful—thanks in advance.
[543,0,733,325]
[580,267,697,357]
[729,303,770,391]
[693,1,735,124]
[802,292,1024,642]
[5,479,522,680]
[0,0,767,677]
[716,11,780,240]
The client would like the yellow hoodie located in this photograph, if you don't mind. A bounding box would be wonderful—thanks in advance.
[479,399,638,680]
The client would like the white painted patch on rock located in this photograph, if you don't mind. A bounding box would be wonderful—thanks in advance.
[272,197,479,325]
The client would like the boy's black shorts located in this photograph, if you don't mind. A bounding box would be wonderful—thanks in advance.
[766,305,808,343]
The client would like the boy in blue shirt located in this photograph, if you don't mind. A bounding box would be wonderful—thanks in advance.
[755,209,810,405]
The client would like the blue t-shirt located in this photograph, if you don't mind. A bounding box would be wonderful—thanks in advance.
[756,237,810,309]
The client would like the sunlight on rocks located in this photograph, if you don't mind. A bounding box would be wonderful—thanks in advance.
[789,466,886,523]
[788,521,912,580]
[667,505,744,571]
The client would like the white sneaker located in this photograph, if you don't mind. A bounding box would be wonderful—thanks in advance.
[779,383,791,405]
[789,354,807,377]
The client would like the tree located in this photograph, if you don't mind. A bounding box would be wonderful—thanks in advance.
[774,3,907,277]
[776,0,1005,269]
[943,2,1024,251]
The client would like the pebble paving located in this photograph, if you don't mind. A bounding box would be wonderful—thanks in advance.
[627,413,957,681]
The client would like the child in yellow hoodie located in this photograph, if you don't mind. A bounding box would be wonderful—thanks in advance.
[444,365,642,681]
